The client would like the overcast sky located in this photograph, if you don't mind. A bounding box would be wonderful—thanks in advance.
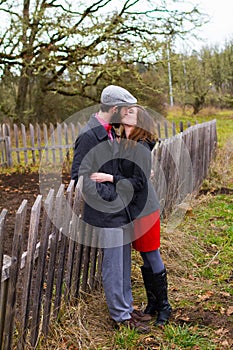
[182,0,233,51]
[0,0,232,53]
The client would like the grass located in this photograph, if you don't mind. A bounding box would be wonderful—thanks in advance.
[114,327,140,349]
[35,107,233,349]
[166,106,233,147]
[164,324,216,349]
[179,194,233,286]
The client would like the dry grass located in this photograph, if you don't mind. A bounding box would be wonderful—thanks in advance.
[38,292,115,349]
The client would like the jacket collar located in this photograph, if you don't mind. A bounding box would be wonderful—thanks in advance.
[88,114,116,141]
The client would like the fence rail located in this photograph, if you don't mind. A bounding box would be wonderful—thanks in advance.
[0,120,193,167]
[0,119,217,349]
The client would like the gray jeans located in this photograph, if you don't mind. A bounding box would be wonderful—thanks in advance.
[101,226,133,322]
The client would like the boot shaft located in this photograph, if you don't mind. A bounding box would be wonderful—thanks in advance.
[152,268,172,325]
[141,266,157,314]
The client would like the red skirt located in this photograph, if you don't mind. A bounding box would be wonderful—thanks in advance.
[132,210,160,252]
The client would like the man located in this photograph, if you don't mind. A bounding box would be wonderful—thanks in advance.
[71,85,150,333]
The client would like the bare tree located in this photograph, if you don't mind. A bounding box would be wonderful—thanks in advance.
[0,0,206,120]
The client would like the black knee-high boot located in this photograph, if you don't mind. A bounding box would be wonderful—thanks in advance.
[141,266,158,315]
[152,267,172,326]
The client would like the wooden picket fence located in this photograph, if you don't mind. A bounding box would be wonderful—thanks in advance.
[0,178,103,349]
[0,119,217,349]
[152,119,217,216]
[0,122,81,167]
[0,120,191,167]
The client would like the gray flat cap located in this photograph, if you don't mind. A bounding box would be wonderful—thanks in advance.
[101,85,137,106]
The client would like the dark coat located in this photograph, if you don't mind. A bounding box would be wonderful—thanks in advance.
[114,139,160,220]
[71,114,131,228]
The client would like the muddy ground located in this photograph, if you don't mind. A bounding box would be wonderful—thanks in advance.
[0,171,71,255]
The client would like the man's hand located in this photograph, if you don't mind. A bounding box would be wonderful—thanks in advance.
[90,172,113,183]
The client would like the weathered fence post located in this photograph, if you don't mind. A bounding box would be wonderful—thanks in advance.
[50,123,56,163]
[36,123,42,161]
[57,122,63,163]
[172,121,176,136]
[70,122,76,145]
[0,209,8,348]
[30,189,54,347]
[18,196,42,350]
[0,257,10,350]
[89,227,101,290]
[29,124,36,164]
[0,210,7,296]
[64,177,83,301]
[210,119,217,158]
[53,180,75,318]
[3,200,28,350]
[164,121,168,138]
[72,220,85,299]
[42,185,64,337]
[157,122,161,139]
[63,122,69,161]
[4,137,12,167]
[81,225,93,292]
[14,124,20,164]
[0,138,6,167]
[43,123,49,162]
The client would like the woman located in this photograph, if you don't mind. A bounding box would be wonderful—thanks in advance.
[90,105,172,326]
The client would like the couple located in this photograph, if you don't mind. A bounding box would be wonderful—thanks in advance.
[71,85,172,333]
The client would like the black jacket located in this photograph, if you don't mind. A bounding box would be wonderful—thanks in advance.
[114,139,160,220]
[71,114,131,228]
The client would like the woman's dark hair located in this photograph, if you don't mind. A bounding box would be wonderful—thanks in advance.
[121,105,157,143]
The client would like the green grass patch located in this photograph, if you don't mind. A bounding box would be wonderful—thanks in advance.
[114,327,140,349]
[164,324,216,349]
[180,194,233,291]
[166,107,233,147]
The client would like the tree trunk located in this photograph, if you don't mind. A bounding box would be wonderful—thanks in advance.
[14,0,31,121]
[15,73,29,121]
